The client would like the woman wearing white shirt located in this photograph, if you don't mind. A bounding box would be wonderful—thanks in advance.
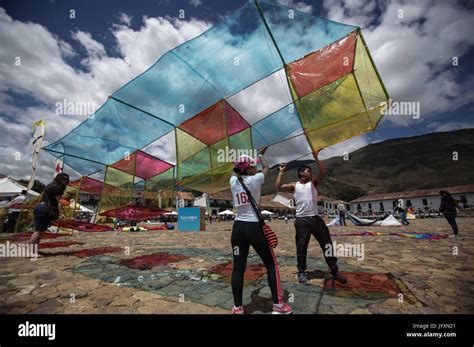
[229,149,292,315]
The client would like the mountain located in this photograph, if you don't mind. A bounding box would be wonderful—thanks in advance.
[262,128,474,201]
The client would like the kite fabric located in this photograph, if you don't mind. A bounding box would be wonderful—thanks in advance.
[347,213,402,227]
[332,231,448,240]
[43,0,389,195]
[326,216,340,226]
[99,204,168,221]
[51,220,113,232]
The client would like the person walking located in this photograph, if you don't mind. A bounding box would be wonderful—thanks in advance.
[439,190,459,238]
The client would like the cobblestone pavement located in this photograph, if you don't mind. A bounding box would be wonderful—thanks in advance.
[0,217,473,314]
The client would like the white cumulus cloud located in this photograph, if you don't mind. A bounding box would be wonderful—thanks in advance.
[323,0,474,127]
[0,7,210,183]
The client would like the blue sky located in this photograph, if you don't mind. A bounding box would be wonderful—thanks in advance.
[1,0,248,62]
[0,0,473,182]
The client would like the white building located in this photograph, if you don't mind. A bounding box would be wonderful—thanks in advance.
[350,185,474,213]
[319,194,350,214]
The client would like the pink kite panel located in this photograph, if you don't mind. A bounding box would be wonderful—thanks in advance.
[225,101,250,135]
[112,151,172,179]
[68,177,104,195]
[178,101,227,145]
[135,151,173,179]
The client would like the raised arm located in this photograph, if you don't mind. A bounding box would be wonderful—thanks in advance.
[258,146,270,177]
[275,163,295,192]
[312,149,326,186]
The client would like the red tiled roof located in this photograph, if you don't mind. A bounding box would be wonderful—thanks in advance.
[319,194,348,204]
[176,191,195,201]
[208,190,232,201]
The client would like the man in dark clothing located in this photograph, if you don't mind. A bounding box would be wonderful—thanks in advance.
[439,190,459,237]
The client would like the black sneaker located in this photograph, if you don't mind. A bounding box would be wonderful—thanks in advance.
[332,271,347,284]
[297,272,308,284]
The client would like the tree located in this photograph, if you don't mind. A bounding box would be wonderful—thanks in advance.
[18,179,46,193]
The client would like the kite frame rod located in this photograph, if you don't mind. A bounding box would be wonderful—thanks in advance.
[43,148,106,166]
[254,0,308,146]
[357,29,390,100]
[108,95,176,129]
[254,0,286,66]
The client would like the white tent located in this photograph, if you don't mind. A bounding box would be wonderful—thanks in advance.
[164,211,178,215]
[218,209,234,215]
[0,177,39,198]
[261,210,274,215]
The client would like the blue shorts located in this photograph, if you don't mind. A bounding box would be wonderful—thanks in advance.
[33,203,51,232]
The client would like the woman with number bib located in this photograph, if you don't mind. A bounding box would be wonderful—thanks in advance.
[229,148,292,315]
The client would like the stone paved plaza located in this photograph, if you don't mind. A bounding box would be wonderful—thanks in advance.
[1,217,473,314]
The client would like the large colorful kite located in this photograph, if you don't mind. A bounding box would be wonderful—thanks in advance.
[44,0,389,196]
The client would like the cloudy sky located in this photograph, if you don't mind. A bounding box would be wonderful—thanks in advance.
[0,0,473,184]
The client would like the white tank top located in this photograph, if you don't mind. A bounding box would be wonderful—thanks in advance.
[294,181,319,217]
